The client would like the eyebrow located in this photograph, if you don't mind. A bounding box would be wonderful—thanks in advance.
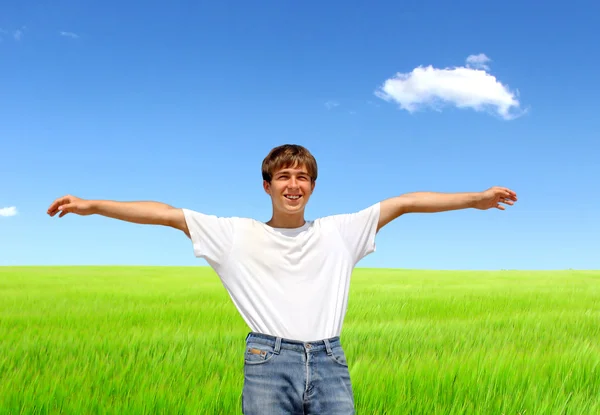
[275,170,310,176]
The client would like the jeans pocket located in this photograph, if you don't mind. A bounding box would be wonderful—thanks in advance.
[244,342,276,365]
[327,345,349,367]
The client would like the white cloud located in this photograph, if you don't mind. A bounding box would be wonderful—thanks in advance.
[9,26,26,41]
[466,53,491,70]
[0,207,18,217]
[375,54,523,120]
[324,100,339,109]
[60,31,79,39]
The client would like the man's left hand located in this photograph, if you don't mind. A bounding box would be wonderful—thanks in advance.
[474,187,518,210]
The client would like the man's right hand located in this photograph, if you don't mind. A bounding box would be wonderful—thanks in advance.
[47,195,95,218]
[46,196,190,237]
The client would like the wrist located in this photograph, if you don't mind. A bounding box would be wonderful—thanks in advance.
[469,192,483,208]
[89,200,101,214]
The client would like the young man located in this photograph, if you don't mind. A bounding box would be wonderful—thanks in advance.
[47,144,517,414]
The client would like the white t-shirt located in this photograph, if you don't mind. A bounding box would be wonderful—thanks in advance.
[182,203,380,342]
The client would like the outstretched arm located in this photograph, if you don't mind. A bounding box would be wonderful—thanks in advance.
[377,186,518,232]
[47,195,190,237]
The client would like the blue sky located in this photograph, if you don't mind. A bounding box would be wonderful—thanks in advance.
[1,1,599,270]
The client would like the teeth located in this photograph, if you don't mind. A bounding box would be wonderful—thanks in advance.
[286,195,300,199]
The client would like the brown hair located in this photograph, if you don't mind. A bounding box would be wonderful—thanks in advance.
[261,144,318,183]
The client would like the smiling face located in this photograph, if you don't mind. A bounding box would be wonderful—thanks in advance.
[263,164,316,218]
[261,144,318,228]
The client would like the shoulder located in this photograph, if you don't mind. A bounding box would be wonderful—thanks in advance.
[181,208,248,221]
[181,208,252,231]
[316,202,381,224]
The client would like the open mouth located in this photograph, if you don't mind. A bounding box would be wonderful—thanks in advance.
[284,195,302,200]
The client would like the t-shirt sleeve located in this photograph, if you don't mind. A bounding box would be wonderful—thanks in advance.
[181,208,235,266]
[328,202,381,263]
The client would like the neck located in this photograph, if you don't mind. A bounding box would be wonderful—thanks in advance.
[266,211,306,229]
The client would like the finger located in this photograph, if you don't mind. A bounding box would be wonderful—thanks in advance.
[496,204,506,210]
[49,204,60,216]
[48,199,60,215]
[50,205,64,216]
[53,197,74,215]
[58,204,73,217]
[48,197,68,215]
[57,203,73,217]
[501,198,514,205]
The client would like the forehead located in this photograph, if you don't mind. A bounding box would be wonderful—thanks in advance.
[273,163,309,175]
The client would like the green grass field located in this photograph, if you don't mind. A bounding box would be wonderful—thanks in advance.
[1,267,598,414]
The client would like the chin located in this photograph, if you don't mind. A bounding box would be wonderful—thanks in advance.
[281,202,305,212]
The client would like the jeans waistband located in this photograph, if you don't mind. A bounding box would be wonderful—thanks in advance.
[245,332,342,354]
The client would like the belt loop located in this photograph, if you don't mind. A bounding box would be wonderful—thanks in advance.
[324,338,333,356]
[274,337,282,354]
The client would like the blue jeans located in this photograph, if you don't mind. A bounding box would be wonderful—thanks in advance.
[242,332,355,414]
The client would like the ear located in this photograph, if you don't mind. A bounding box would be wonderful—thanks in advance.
[311,181,316,193]
[263,180,271,195]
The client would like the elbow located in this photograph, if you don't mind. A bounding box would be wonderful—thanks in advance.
[394,194,414,215]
